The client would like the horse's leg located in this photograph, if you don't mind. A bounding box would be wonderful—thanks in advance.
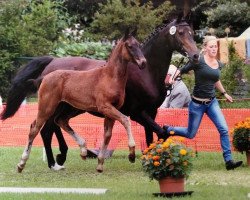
[96,117,115,172]
[17,119,44,173]
[54,124,68,166]
[55,115,87,160]
[101,106,136,163]
[131,110,168,146]
[40,118,57,168]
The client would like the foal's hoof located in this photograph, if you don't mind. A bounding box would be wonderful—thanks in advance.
[80,154,87,160]
[96,165,103,173]
[128,154,136,163]
[17,164,24,173]
[50,163,65,171]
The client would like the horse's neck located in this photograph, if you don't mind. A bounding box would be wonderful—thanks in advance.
[142,37,173,86]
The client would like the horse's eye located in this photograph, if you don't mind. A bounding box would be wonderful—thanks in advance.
[178,31,184,35]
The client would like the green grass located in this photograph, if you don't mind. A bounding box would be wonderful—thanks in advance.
[0,147,249,200]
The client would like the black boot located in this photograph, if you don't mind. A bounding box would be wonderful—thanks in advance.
[225,160,243,170]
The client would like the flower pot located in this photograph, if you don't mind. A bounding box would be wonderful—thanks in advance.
[158,176,185,193]
[246,151,250,167]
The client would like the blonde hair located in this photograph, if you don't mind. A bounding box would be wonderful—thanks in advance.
[202,35,217,46]
[200,35,218,54]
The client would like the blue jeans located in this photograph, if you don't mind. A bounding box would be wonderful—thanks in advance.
[167,98,232,162]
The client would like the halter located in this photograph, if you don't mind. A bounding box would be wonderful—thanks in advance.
[168,21,192,58]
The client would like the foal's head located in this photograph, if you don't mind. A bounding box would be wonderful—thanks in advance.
[117,29,146,69]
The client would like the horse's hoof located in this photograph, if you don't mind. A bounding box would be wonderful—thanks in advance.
[128,154,136,163]
[50,163,65,171]
[17,164,23,173]
[56,154,66,166]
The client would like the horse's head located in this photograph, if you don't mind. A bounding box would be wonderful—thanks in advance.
[120,29,147,69]
[166,13,199,64]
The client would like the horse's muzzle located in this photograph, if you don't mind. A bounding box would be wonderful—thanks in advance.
[137,58,147,70]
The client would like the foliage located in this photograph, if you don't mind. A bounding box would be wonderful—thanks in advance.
[231,117,250,153]
[204,0,250,37]
[0,0,70,99]
[51,41,112,60]
[141,137,194,181]
[220,41,250,97]
[62,0,107,27]
[52,23,112,59]
[89,0,174,41]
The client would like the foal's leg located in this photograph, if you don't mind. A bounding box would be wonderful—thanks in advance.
[55,116,87,160]
[17,119,44,173]
[101,106,136,163]
[96,117,115,172]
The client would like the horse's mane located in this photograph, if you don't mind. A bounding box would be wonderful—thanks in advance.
[105,38,122,63]
[141,23,169,47]
[141,19,188,47]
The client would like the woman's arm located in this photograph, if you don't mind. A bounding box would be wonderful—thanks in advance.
[215,80,233,102]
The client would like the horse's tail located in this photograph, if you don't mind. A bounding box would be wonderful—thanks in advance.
[0,56,54,120]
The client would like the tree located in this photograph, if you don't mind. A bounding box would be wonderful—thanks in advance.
[0,0,70,99]
[89,0,174,41]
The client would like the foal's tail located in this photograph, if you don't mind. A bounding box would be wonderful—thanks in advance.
[0,56,54,120]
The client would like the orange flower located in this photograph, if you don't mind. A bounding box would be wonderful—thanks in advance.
[156,148,162,153]
[149,143,156,149]
[154,161,160,166]
[153,155,160,161]
[143,148,149,154]
[162,142,170,148]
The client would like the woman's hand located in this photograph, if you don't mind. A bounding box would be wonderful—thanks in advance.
[224,93,233,103]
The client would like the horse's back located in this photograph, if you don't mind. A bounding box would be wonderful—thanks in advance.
[41,57,106,76]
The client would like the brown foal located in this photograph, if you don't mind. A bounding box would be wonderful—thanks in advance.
[17,30,146,173]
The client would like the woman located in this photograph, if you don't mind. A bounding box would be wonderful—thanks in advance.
[163,36,242,170]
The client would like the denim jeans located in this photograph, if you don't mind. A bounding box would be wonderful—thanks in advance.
[167,98,232,162]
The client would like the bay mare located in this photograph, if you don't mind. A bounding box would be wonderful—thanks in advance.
[1,14,199,169]
[16,31,146,173]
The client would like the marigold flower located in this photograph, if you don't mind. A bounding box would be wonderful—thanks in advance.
[149,143,156,149]
[179,149,187,155]
[153,155,160,161]
[162,142,170,148]
[154,161,160,166]
[156,148,162,153]
[143,148,149,154]
[158,139,164,143]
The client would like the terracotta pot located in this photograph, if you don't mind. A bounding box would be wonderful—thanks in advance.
[158,176,185,193]
[246,151,250,166]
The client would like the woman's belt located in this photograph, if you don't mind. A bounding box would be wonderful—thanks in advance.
[191,96,215,105]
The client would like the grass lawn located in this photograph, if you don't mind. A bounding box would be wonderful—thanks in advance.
[0,147,249,200]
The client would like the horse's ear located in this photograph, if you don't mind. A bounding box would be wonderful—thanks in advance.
[123,27,130,41]
[130,27,137,37]
[184,11,192,23]
[176,12,183,23]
